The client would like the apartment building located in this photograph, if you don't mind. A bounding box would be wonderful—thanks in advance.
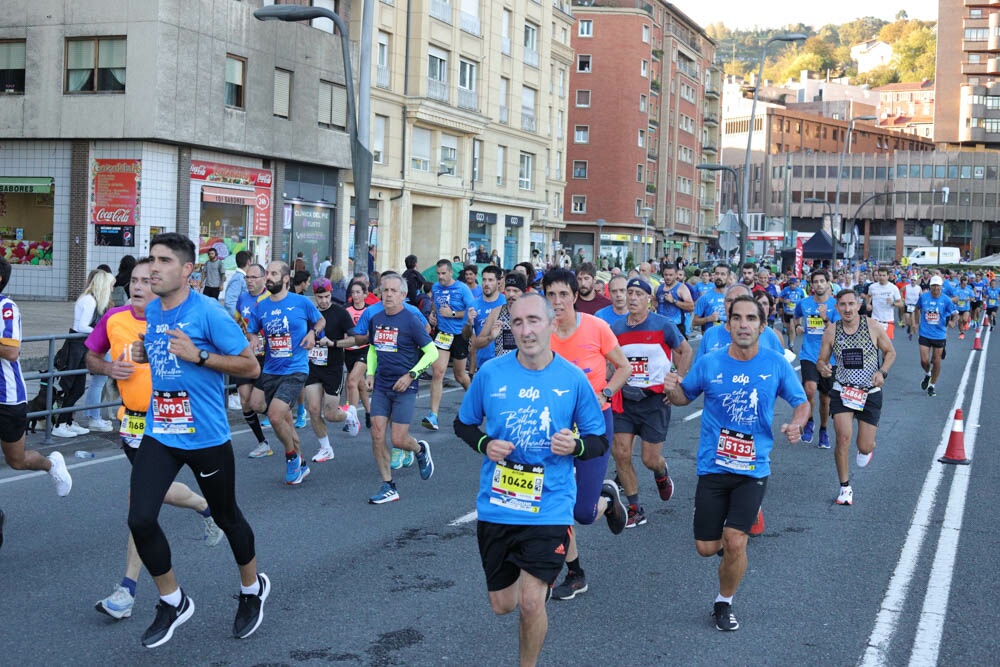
[352,0,572,270]
[562,0,720,266]
[874,80,935,139]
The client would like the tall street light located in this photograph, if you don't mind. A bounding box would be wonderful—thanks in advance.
[741,33,807,263]
[254,4,373,269]
[639,206,653,263]
[805,197,835,269]
[697,163,739,263]
[832,114,877,270]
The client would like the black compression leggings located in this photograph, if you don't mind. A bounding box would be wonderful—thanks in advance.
[128,436,255,577]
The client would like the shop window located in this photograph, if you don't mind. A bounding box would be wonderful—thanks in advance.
[0,178,55,266]
[66,37,126,93]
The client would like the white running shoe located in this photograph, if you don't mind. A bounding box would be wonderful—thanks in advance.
[836,485,853,506]
[68,422,91,435]
[95,584,135,619]
[343,405,360,437]
[228,394,243,411]
[88,417,114,432]
[48,451,73,496]
[202,516,224,547]
[51,424,78,438]
[311,446,335,463]
[248,442,273,459]
[856,451,873,468]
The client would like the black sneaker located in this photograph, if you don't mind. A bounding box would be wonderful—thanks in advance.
[712,601,739,631]
[927,386,937,397]
[602,480,627,535]
[141,592,195,648]
[551,571,588,600]
[233,573,270,639]
[920,374,931,390]
[365,413,372,429]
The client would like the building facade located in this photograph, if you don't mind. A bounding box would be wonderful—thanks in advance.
[561,0,720,267]
[874,80,935,140]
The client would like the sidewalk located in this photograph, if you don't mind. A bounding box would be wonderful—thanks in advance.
[15,299,76,371]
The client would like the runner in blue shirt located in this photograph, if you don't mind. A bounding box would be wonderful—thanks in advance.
[985,278,1000,330]
[778,277,806,351]
[454,292,606,666]
[655,264,694,337]
[663,295,808,633]
[953,275,975,338]
[127,233,268,648]
[423,259,476,430]
[245,261,324,485]
[915,276,959,397]
[594,274,629,326]
[692,264,730,332]
[793,269,840,448]
[695,285,785,362]
[465,265,506,373]
[970,272,987,330]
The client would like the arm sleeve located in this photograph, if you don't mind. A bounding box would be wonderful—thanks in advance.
[412,341,439,375]
[365,342,378,375]
[454,418,489,453]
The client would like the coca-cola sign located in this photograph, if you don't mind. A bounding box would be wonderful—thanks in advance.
[190,160,272,188]
[91,159,141,226]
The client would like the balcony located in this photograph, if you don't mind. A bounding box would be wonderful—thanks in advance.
[499,105,508,124]
[705,85,720,99]
[430,0,452,23]
[524,47,539,68]
[376,65,390,89]
[700,169,715,183]
[647,149,658,160]
[460,11,481,36]
[427,78,448,102]
[700,197,714,209]
[458,88,478,111]
[521,111,536,132]
[702,142,718,154]
[703,113,719,126]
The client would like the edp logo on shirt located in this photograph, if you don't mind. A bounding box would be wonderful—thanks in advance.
[518,386,540,401]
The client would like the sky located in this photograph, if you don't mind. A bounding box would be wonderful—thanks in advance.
[681,0,939,31]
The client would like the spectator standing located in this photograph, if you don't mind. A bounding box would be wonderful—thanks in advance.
[202,248,225,300]
[112,255,136,307]
[224,251,250,318]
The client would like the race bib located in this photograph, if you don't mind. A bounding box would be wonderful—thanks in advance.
[806,315,825,335]
[308,345,328,366]
[990,299,998,307]
[840,385,868,411]
[490,459,544,513]
[151,390,195,435]
[119,411,146,448]
[373,325,399,352]
[958,300,967,308]
[628,356,650,386]
[925,311,940,325]
[715,429,756,471]
[268,334,292,358]
[906,305,915,313]
[434,331,454,350]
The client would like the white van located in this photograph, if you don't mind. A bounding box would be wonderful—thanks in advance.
[907,246,961,266]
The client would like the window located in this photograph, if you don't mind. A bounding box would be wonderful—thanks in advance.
[472,139,482,181]
[310,0,337,33]
[556,110,563,138]
[459,59,477,91]
[519,152,534,190]
[460,0,480,35]
[555,150,562,179]
[574,125,589,143]
[577,55,591,72]
[576,90,591,107]
[573,161,588,179]
[373,114,387,163]
[497,145,507,185]
[0,40,26,93]
[66,37,126,93]
[571,195,587,213]
[273,68,291,118]
[411,127,431,171]
[376,31,390,88]
[639,94,647,112]
[428,46,448,100]
[579,20,593,37]
[557,68,565,97]
[501,10,512,55]
[677,146,693,164]
[223,54,245,108]
[640,60,649,77]
[440,134,458,175]
[636,165,644,182]
[521,85,537,131]
[499,76,509,123]
[642,24,650,43]
[635,200,644,217]
[524,22,539,67]
[638,129,645,147]
[318,80,347,128]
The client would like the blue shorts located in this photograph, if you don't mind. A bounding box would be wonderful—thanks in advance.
[370,387,417,425]
[573,408,613,525]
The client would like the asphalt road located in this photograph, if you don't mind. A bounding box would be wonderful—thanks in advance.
[1,326,997,666]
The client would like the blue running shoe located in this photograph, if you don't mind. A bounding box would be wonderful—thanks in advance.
[285,455,301,484]
[416,440,434,480]
[801,420,815,444]
[368,482,399,504]
[421,413,439,431]
[389,448,404,470]
[818,429,831,449]
[288,464,310,485]
[294,406,308,429]
[402,450,415,468]
[260,416,271,428]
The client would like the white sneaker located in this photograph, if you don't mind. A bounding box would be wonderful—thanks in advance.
[311,446,335,463]
[856,451,873,468]
[68,422,91,435]
[228,394,243,411]
[48,451,72,496]
[248,441,273,459]
[202,516,224,547]
[344,405,360,437]
[51,424,78,438]
[95,584,134,619]
[836,485,853,506]
[89,417,113,432]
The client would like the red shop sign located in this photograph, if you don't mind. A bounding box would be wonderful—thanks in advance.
[92,159,141,225]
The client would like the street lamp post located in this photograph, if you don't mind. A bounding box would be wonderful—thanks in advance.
[805,197,835,269]
[697,163,740,263]
[254,4,373,268]
[639,206,653,263]
[741,33,807,264]
[595,217,606,267]
[833,114,877,270]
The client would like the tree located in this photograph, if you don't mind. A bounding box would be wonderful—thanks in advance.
[838,16,888,47]
[856,65,899,87]
[894,26,936,81]
[896,10,908,21]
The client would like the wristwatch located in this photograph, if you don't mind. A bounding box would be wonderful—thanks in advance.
[878,369,888,379]
[409,370,419,379]
[196,349,210,367]
[602,387,614,400]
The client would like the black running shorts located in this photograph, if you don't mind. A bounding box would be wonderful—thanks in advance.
[800,360,834,396]
[829,387,883,427]
[306,362,345,397]
[477,522,571,591]
[693,473,768,541]
[0,402,27,444]
[254,372,307,409]
[918,335,946,349]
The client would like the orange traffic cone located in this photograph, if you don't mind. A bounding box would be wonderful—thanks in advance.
[939,409,971,465]
[973,325,984,351]
[750,507,765,536]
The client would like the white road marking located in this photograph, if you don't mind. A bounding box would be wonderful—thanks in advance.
[860,344,981,666]
[683,409,703,422]
[448,510,478,526]
[909,330,990,665]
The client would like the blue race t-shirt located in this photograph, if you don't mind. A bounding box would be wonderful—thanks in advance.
[594,305,626,327]
[432,280,476,335]
[986,286,1000,308]
[694,290,727,328]
[779,286,805,315]
[458,352,606,525]
[972,280,987,300]
[144,290,250,449]
[655,282,687,326]
[472,293,506,367]
[918,292,958,340]
[943,280,958,299]
[368,307,432,393]
[695,324,784,362]
[954,286,974,312]
[693,281,713,300]
[247,292,322,375]
[794,295,840,363]
[352,301,428,336]
[681,348,806,478]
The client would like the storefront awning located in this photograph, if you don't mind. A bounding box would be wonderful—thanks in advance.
[201,186,255,206]
[0,177,53,194]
